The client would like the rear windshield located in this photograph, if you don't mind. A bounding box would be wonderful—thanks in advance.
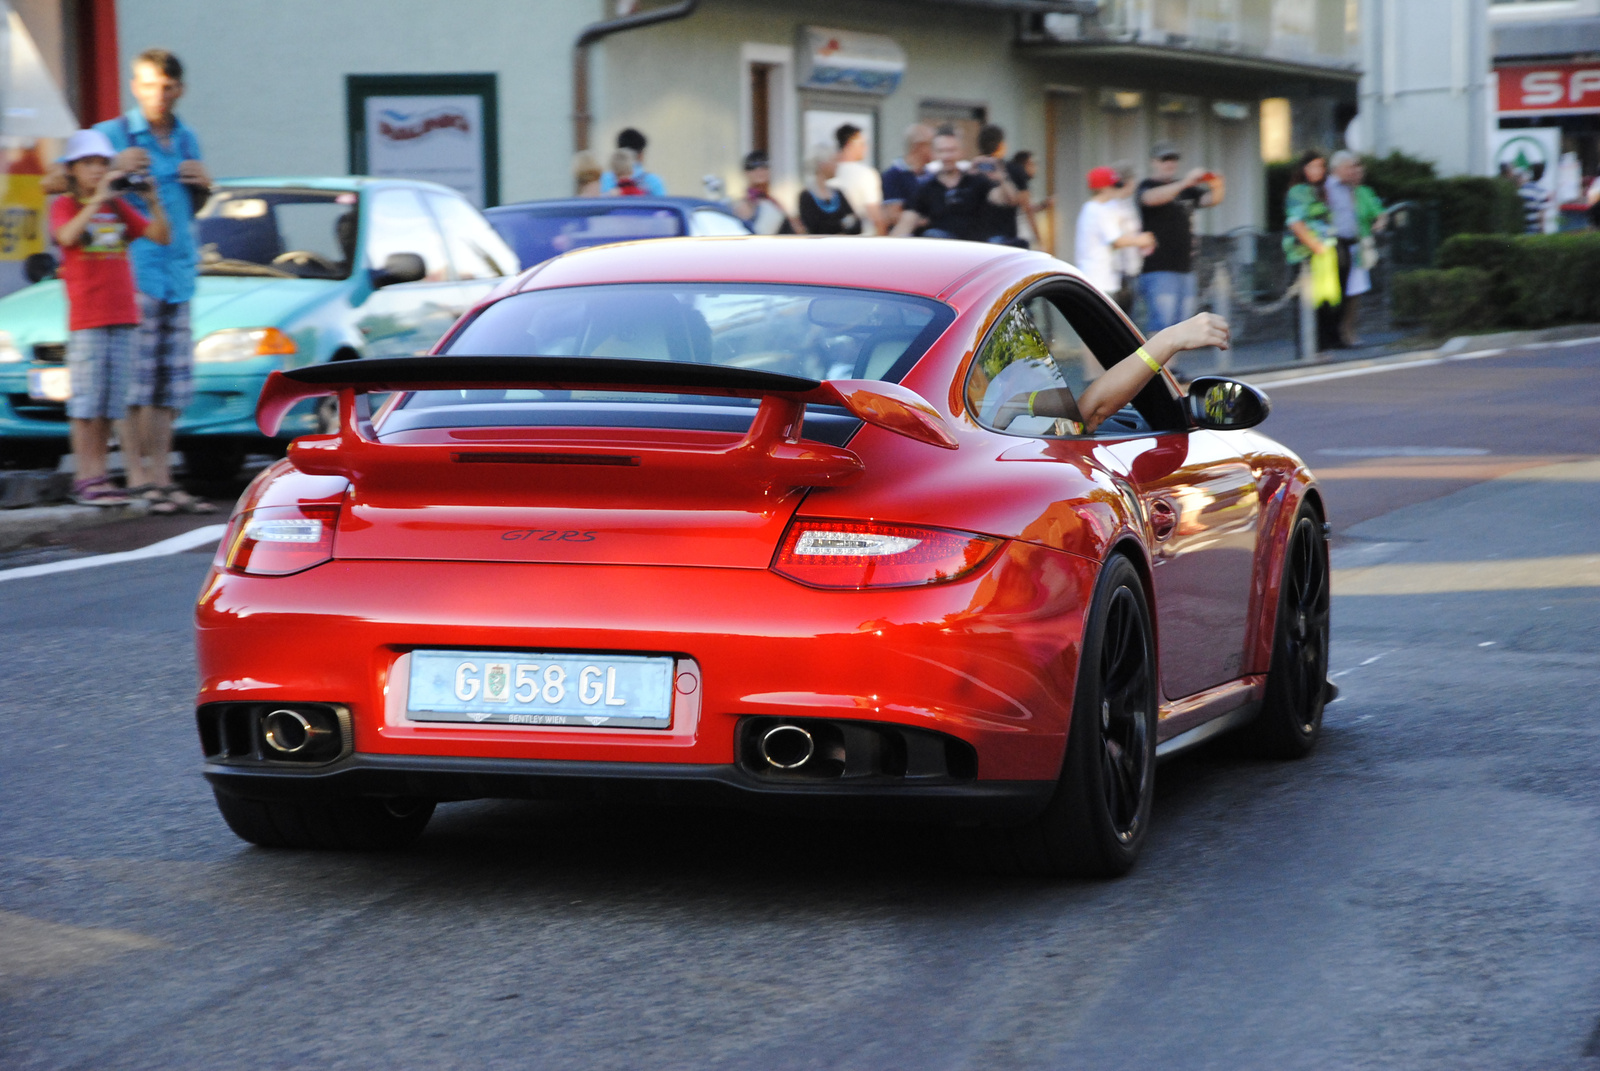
[384,283,955,444]
[198,188,357,280]
[487,206,683,266]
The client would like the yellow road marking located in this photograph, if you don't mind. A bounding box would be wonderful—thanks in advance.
[1334,555,1600,595]
[0,908,166,983]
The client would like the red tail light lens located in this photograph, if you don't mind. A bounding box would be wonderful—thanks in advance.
[223,505,340,576]
[773,519,1003,589]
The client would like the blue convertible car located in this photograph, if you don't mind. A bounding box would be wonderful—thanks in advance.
[0,177,519,475]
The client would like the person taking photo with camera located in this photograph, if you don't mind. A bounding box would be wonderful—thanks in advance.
[97,48,214,513]
[50,129,170,505]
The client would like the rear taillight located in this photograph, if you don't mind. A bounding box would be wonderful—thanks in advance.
[223,505,340,576]
[772,519,1003,589]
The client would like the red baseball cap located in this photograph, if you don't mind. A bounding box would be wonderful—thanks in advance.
[1087,166,1120,190]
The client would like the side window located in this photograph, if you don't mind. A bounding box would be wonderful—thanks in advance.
[427,193,521,279]
[365,188,450,282]
[687,208,751,236]
[965,294,1100,437]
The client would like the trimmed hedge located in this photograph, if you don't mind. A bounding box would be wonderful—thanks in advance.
[1361,152,1524,239]
[1435,234,1518,312]
[1399,230,1600,334]
[1391,267,1496,336]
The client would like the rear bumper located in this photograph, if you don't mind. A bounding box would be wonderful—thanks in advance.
[203,752,1058,822]
[196,548,1099,782]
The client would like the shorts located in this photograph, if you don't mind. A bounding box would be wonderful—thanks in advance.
[130,294,194,410]
[65,325,137,420]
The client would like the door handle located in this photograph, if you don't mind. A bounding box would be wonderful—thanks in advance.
[1149,498,1177,541]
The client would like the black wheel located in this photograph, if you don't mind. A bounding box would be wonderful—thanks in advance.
[212,790,434,850]
[1241,506,1330,758]
[977,555,1158,878]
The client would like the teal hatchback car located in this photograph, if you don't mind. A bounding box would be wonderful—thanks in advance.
[0,177,519,476]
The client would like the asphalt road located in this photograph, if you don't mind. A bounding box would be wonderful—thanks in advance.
[2,343,1598,1070]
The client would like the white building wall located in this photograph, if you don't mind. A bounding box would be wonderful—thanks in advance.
[115,0,604,203]
[1357,0,1491,175]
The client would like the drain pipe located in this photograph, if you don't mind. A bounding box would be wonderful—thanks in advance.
[573,0,701,154]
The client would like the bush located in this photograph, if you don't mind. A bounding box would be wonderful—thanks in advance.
[1504,231,1600,327]
[1391,268,1495,337]
[1360,151,1523,240]
[1436,234,1519,312]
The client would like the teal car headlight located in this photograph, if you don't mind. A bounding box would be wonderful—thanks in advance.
[0,330,22,363]
[195,327,297,363]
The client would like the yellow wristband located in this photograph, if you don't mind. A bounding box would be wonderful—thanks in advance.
[1028,390,1039,416]
[1136,346,1162,374]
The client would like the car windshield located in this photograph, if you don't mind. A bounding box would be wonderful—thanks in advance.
[387,283,955,442]
[197,188,358,280]
[486,206,682,267]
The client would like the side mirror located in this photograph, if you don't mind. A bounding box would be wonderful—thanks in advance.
[1186,376,1271,430]
[24,252,57,284]
[372,252,426,288]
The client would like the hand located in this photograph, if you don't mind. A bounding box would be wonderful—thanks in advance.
[92,170,125,204]
[1137,231,1157,254]
[114,147,151,173]
[1371,215,1388,233]
[1184,168,1210,187]
[1157,312,1231,353]
[178,159,211,187]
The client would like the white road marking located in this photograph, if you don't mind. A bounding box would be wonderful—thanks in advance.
[1259,335,1600,388]
[1318,446,1491,457]
[0,523,228,583]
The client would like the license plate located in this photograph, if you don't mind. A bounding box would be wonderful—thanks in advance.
[27,367,70,402]
[406,649,675,729]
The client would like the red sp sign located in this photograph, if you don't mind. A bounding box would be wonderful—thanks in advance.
[1499,64,1600,116]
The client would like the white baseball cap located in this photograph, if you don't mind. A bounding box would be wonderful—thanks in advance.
[59,128,116,164]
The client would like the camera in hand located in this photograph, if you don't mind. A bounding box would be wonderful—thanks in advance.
[109,172,151,193]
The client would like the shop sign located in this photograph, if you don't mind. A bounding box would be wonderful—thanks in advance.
[1498,63,1600,116]
[798,27,905,96]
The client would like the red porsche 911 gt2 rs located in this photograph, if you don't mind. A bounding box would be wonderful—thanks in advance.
[194,236,1330,877]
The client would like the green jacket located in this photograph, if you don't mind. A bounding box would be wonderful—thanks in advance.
[1283,183,1332,264]
[1354,184,1385,238]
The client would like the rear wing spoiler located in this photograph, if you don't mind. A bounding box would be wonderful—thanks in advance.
[255,355,958,488]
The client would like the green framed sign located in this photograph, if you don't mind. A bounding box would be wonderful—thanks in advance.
[347,73,499,207]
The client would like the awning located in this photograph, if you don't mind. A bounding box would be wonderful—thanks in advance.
[1018,39,1360,98]
[1494,17,1600,62]
[1,3,81,140]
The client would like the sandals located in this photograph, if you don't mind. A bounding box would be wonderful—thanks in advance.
[71,476,133,507]
[127,483,179,515]
[152,483,218,514]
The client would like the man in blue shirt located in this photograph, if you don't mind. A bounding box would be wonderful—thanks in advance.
[96,48,214,513]
[599,128,667,197]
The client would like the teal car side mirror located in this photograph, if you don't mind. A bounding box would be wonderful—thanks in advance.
[373,252,425,288]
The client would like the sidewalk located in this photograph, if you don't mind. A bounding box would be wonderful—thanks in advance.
[1178,322,1600,382]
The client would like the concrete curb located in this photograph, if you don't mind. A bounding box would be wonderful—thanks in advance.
[0,502,145,553]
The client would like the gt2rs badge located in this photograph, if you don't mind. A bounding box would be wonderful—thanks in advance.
[502,529,598,542]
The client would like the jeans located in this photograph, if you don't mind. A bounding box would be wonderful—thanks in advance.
[1138,271,1197,336]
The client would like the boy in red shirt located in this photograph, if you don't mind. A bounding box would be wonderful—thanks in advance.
[50,128,170,505]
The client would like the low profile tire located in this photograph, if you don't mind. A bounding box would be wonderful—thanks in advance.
[972,555,1158,878]
[212,789,434,850]
[1240,506,1331,759]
